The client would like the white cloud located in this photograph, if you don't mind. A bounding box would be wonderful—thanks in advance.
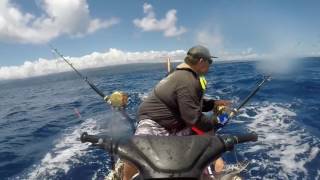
[195,29,223,50]
[0,48,185,80]
[0,0,119,44]
[133,3,186,37]
[0,45,266,81]
[0,45,269,81]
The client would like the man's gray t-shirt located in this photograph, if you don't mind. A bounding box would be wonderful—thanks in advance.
[138,68,215,133]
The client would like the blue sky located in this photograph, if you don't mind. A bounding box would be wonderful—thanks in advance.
[0,0,319,79]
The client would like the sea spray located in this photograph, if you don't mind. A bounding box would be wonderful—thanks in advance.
[97,110,135,140]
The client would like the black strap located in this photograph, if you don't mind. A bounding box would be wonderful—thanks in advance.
[175,68,198,78]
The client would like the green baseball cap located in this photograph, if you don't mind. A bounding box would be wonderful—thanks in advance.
[187,45,218,63]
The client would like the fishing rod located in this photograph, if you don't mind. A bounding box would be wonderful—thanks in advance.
[228,75,272,117]
[207,75,272,135]
[236,75,271,111]
[50,45,128,108]
[51,46,106,98]
[192,75,271,135]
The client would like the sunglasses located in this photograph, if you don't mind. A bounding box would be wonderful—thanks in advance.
[201,57,212,65]
[207,59,213,65]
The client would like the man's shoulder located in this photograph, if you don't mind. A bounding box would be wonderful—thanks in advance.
[172,70,197,86]
[172,69,197,79]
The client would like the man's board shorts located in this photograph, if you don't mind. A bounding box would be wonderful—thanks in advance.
[135,119,192,136]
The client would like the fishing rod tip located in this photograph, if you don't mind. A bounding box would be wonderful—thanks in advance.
[266,76,272,81]
[263,74,272,81]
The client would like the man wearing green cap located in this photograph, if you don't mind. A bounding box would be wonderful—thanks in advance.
[136,45,229,136]
[121,45,231,179]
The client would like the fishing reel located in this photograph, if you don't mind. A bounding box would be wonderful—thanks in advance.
[214,105,228,116]
[104,91,128,108]
[214,105,237,125]
[216,106,237,117]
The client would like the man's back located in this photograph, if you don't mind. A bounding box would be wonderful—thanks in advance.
[138,69,202,132]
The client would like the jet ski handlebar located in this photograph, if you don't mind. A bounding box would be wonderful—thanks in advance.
[80,132,115,151]
[80,132,99,143]
[80,132,258,153]
[220,133,258,151]
[236,133,258,143]
[80,132,257,179]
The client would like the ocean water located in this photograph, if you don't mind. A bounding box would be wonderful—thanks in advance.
[0,59,319,179]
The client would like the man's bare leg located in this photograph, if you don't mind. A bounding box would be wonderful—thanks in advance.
[214,158,225,172]
[122,162,138,180]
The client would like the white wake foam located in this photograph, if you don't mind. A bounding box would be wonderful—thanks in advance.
[25,118,101,179]
[240,102,320,179]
